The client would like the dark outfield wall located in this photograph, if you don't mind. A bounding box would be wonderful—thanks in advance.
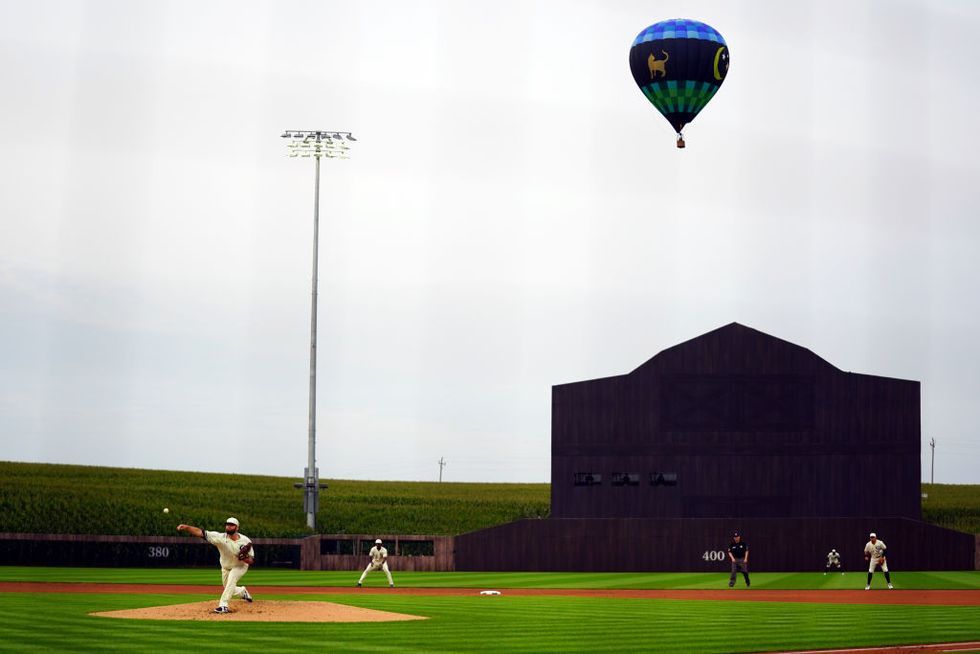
[454,518,976,572]
[0,534,302,568]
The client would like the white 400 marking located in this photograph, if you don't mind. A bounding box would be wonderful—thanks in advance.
[147,546,170,558]
[702,550,726,562]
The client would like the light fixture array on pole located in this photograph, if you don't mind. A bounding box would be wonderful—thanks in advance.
[284,128,356,531]
[281,130,356,159]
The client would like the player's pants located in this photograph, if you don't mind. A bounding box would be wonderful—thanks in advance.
[729,560,750,587]
[219,565,249,607]
[867,557,891,587]
[826,562,842,571]
[358,561,393,585]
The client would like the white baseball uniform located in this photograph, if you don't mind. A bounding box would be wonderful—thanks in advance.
[203,530,254,607]
[864,539,887,573]
[358,545,394,586]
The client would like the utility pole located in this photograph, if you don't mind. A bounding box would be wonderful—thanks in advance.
[929,437,936,485]
[438,457,447,483]
[283,129,355,530]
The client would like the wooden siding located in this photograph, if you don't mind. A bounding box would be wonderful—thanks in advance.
[454,517,975,572]
[552,323,922,521]
[0,533,456,571]
[0,533,303,568]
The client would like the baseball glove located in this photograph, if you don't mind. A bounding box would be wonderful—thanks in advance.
[237,543,251,561]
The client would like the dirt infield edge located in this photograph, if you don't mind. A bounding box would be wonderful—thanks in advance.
[2,582,980,606]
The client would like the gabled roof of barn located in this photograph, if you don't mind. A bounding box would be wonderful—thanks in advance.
[629,322,839,376]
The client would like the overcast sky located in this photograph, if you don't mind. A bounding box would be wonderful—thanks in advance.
[1,0,978,484]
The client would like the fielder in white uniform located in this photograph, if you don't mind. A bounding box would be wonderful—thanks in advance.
[863,532,893,590]
[825,549,843,575]
[356,538,394,588]
[177,517,255,613]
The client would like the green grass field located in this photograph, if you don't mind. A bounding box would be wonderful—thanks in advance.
[2,461,978,537]
[2,568,980,653]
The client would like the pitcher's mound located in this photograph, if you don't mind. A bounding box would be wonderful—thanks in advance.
[92,600,427,623]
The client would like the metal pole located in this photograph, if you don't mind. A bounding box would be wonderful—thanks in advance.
[284,129,353,530]
[929,437,935,485]
[306,155,321,530]
[438,457,446,482]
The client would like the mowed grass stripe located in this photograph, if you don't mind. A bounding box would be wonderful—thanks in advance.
[2,592,980,653]
[3,566,980,590]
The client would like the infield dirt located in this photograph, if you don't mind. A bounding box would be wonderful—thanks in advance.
[4,582,980,606]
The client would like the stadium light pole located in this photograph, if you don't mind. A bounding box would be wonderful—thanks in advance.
[929,437,936,484]
[283,129,356,531]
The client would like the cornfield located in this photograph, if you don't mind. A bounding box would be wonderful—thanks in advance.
[0,461,549,537]
[921,483,980,534]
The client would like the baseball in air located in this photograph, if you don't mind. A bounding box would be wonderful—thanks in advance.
[163,508,170,514]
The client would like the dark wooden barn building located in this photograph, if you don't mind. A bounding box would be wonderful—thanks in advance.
[455,323,975,571]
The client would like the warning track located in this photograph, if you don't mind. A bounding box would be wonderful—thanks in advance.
[770,642,980,654]
[2,582,979,606]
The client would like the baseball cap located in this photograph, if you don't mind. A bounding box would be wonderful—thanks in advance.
[869,532,876,538]
[732,531,740,537]
[375,539,383,544]
[226,517,240,527]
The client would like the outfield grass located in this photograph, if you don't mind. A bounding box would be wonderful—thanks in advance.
[3,566,979,590]
[2,568,979,652]
[0,590,979,653]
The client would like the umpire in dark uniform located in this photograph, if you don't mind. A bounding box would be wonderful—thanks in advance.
[727,531,750,588]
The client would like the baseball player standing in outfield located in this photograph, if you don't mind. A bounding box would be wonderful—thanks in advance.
[727,531,750,588]
[356,538,395,588]
[177,517,255,613]
[825,549,844,575]
[863,532,893,590]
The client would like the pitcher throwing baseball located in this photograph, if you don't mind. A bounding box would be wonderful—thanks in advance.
[177,517,255,613]
[356,538,394,588]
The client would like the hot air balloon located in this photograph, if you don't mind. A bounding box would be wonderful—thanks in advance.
[628,19,729,148]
